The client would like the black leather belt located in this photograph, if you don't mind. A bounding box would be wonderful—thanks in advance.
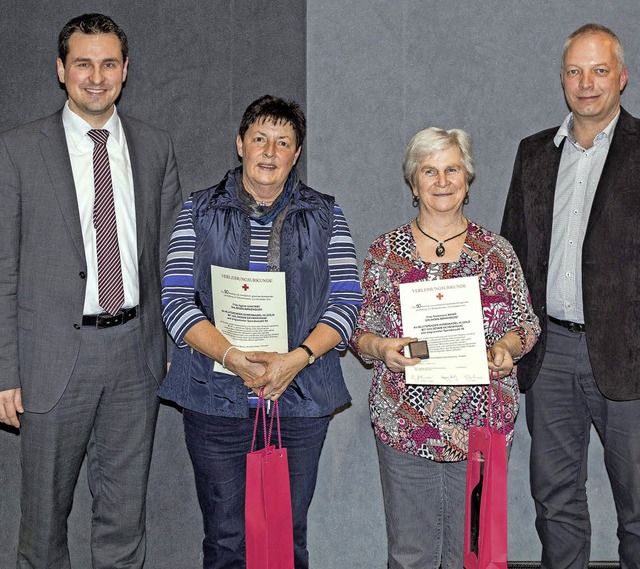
[549,316,586,333]
[82,307,138,329]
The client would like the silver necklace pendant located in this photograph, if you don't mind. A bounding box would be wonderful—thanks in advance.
[414,217,468,259]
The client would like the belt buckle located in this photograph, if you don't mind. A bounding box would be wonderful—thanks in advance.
[96,312,122,329]
[568,321,584,333]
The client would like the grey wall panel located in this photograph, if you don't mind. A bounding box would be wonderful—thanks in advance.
[309,357,387,568]
[0,0,306,191]
[307,0,638,564]
[0,1,306,568]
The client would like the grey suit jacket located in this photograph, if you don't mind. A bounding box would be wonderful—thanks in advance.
[0,110,182,412]
[501,107,640,401]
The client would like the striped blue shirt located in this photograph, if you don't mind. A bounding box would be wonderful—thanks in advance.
[162,198,361,351]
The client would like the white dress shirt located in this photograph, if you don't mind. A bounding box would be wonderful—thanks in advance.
[62,102,139,315]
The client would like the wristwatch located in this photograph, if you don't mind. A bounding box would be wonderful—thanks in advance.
[299,344,316,366]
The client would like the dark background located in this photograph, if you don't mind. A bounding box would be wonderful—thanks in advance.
[2,1,638,566]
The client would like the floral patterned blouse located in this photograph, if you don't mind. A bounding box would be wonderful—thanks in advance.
[351,221,540,462]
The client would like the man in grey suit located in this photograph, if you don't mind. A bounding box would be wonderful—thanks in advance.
[0,13,181,568]
[502,24,640,569]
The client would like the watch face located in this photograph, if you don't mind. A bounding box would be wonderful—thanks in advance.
[300,344,315,365]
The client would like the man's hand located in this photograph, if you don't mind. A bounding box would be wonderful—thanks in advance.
[0,388,23,428]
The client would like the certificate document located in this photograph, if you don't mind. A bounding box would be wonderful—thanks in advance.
[211,266,288,375]
[400,275,488,385]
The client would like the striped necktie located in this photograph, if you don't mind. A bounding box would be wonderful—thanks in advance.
[88,129,125,316]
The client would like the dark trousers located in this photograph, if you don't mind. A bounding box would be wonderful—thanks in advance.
[183,409,330,569]
[527,321,640,569]
[17,318,159,569]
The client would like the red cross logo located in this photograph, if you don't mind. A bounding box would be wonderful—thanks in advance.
[436,293,443,300]
[242,284,249,291]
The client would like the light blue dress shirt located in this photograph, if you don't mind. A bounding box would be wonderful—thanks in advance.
[546,111,619,323]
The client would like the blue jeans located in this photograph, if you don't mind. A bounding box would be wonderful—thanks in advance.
[527,321,640,569]
[376,437,467,569]
[183,409,330,569]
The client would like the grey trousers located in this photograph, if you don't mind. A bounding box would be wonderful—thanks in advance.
[527,320,640,569]
[17,318,159,569]
[376,437,466,569]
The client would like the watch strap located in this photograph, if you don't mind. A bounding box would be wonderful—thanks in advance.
[298,343,315,365]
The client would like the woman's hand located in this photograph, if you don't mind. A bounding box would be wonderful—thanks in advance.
[183,320,269,385]
[242,323,348,401]
[357,333,421,373]
[184,322,344,401]
[487,331,522,377]
[243,350,308,400]
[223,348,268,386]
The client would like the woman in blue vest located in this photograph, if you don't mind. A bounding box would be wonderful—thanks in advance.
[160,95,362,569]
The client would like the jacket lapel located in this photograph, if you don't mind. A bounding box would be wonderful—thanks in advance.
[536,136,563,254]
[40,112,86,263]
[121,116,147,262]
[586,108,636,235]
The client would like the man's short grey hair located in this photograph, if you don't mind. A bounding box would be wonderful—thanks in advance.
[562,23,625,71]
[403,127,475,188]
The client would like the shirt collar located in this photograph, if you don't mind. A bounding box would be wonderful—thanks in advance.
[62,101,123,150]
[554,110,620,148]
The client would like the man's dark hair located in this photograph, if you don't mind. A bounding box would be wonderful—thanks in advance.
[58,13,128,63]
[238,95,306,150]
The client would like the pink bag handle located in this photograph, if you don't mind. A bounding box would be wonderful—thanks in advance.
[489,370,506,431]
[474,370,506,432]
[251,388,283,452]
[251,388,267,452]
[267,400,282,449]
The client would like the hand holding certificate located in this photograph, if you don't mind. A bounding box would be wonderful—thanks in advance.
[400,275,488,385]
[211,266,288,375]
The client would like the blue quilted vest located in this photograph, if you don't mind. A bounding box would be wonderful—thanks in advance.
[160,169,351,417]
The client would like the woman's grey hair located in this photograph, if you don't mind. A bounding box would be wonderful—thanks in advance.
[402,127,475,188]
